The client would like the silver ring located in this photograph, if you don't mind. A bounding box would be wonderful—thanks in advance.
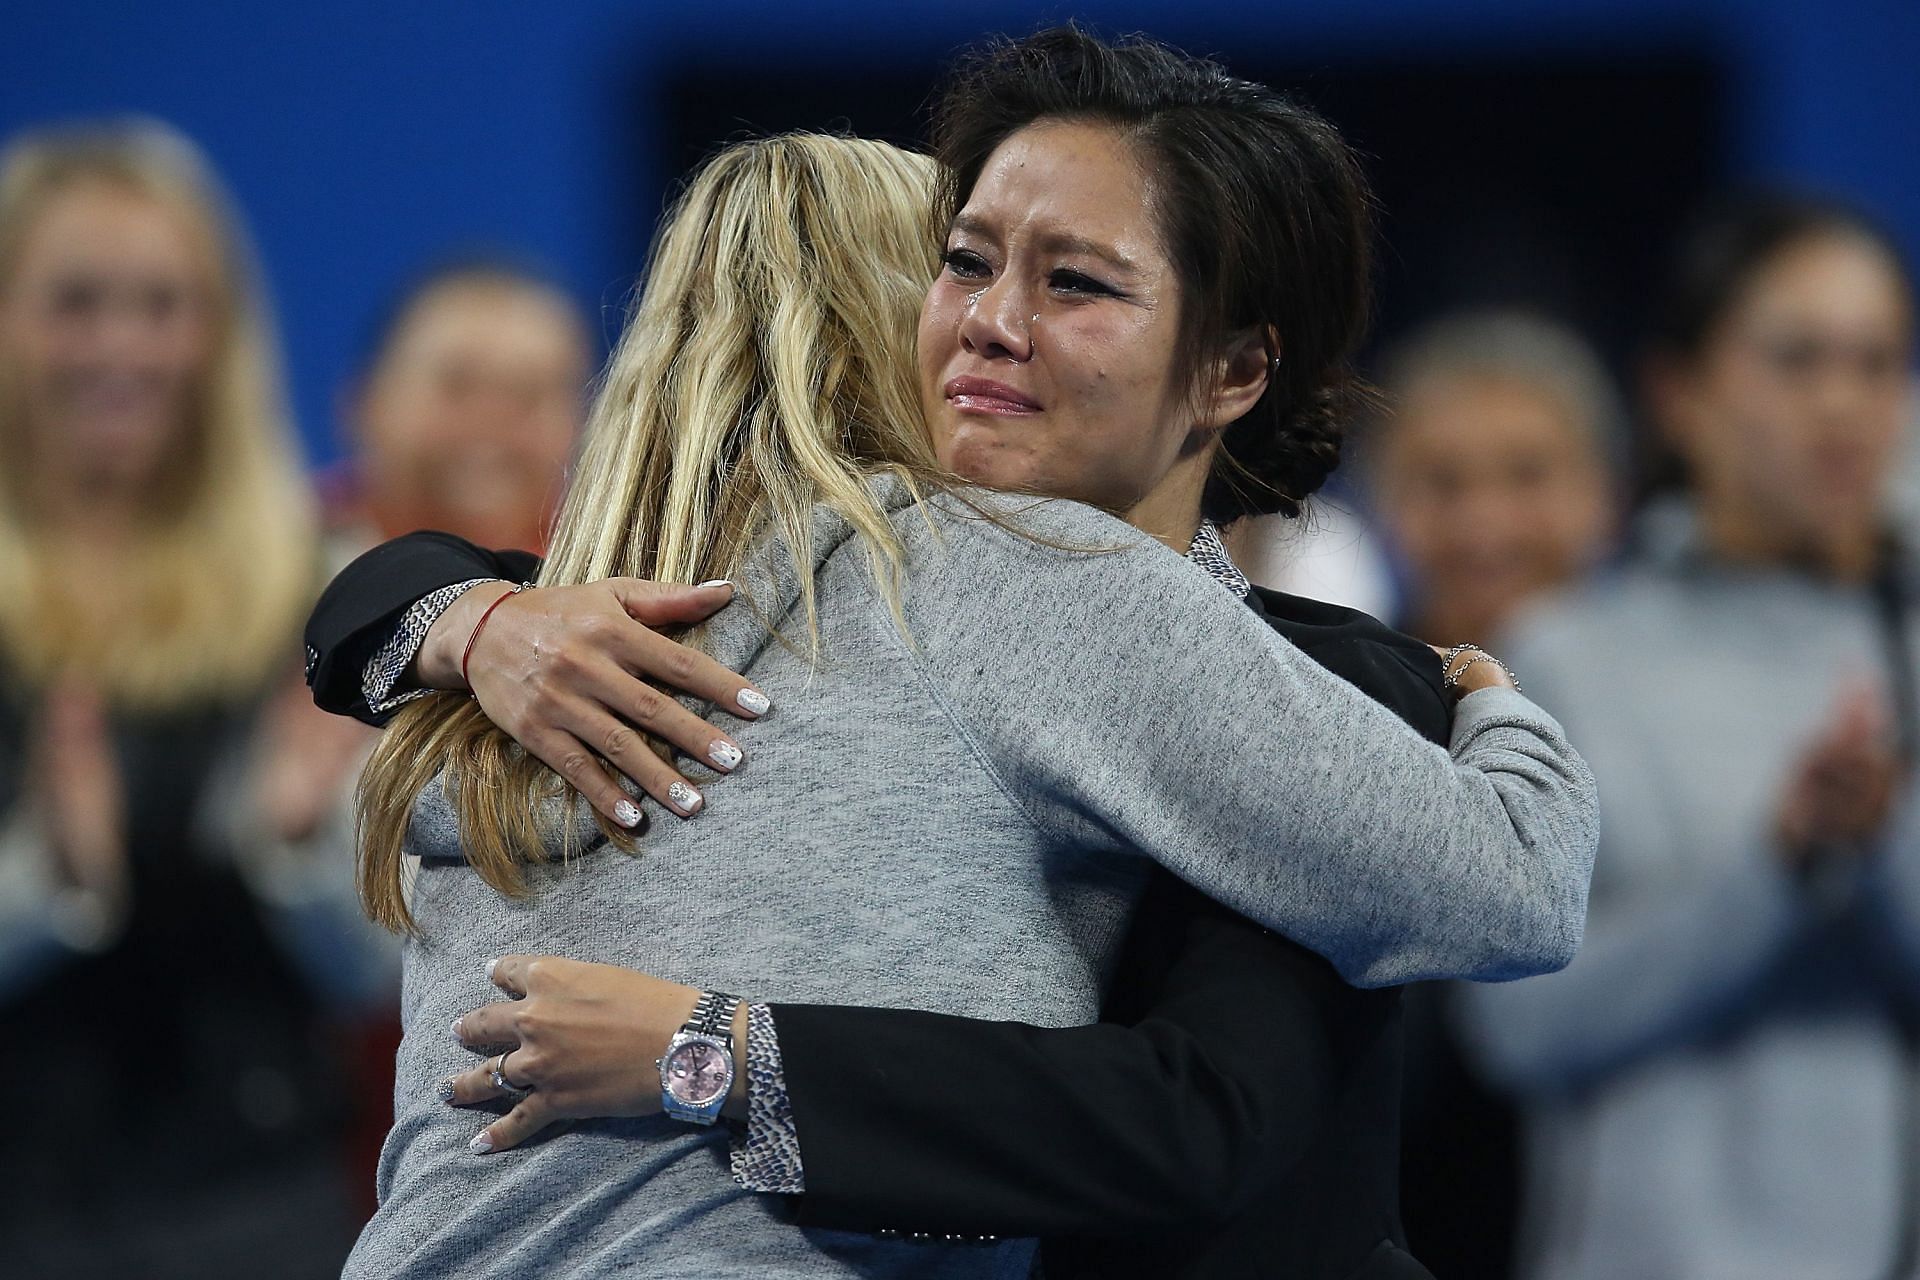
[490,1051,532,1099]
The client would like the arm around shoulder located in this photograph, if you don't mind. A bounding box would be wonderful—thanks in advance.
[901,502,1598,987]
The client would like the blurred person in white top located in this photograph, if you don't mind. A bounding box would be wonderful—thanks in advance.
[1232,312,1620,629]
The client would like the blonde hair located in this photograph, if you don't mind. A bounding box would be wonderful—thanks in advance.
[0,119,316,707]
[357,133,948,931]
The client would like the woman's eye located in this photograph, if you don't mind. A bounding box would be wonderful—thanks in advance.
[145,285,187,324]
[942,249,990,279]
[1049,269,1113,297]
[1766,342,1820,376]
[49,280,104,319]
[1861,348,1905,385]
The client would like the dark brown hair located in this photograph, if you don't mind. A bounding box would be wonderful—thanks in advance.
[1651,188,1913,364]
[931,26,1376,521]
[358,252,581,378]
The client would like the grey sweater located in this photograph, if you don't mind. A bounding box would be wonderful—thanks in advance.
[347,483,1596,1279]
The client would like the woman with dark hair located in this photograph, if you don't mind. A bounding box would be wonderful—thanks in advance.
[315,31,1593,1280]
[1458,192,1918,1279]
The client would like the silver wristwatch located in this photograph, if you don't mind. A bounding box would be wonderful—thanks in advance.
[657,990,740,1125]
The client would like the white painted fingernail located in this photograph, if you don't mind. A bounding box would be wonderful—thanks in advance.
[668,781,703,814]
[736,688,770,716]
[437,1079,457,1103]
[484,957,500,982]
[696,579,734,590]
[613,799,642,829]
[469,1132,493,1155]
[450,1017,464,1043]
[708,740,743,771]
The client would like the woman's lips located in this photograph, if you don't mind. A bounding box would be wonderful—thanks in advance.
[944,375,1040,415]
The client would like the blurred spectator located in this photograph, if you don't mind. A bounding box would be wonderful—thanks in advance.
[1346,312,1626,1278]
[308,259,590,1206]
[1458,192,1918,1280]
[1367,310,1623,647]
[0,119,373,1276]
[1230,310,1622,634]
[328,259,589,551]
[1889,378,1920,535]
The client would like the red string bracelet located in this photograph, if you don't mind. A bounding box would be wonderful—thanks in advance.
[461,583,530,689]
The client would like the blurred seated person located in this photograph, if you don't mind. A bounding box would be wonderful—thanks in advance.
[328,259,590,552]
[0,119,371,1276]
[1458,192,1919,1280]
[1364,310,1622,647]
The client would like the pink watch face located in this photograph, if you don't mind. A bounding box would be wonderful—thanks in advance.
[663,1040,729,1105]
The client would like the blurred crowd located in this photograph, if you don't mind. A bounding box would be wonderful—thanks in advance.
[0,113,1913,1278]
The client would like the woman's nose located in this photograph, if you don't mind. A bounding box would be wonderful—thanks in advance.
[958,277,1033,362]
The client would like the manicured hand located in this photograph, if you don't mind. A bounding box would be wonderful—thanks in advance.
[416,579,772,827]
[442,954,743,1154]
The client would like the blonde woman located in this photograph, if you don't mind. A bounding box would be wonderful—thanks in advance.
[340,120,1593,1279]
[0,120,375,1274]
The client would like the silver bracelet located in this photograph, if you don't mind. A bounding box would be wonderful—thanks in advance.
[1441,644,1522,695]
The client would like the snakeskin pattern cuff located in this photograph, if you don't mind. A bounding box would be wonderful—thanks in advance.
[361,577,501,714]
[1188,518,1251,599]
[729,1002,805,1194]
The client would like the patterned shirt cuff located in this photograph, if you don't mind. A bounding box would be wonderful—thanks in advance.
[361,577,502,715]
[1188,518,1251,599]
[730,1002,805,1194]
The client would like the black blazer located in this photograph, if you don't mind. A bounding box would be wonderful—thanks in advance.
[305,535,1447,1280]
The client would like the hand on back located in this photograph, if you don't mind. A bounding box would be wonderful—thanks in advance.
[443,954,736,1155]
[417,578,770,827]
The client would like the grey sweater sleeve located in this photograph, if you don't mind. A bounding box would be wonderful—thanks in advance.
[900,501,1598,989]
